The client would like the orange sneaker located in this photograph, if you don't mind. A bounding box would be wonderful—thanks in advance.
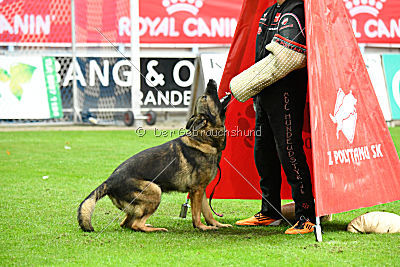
[285,217,315,234]
[235,212,282,226]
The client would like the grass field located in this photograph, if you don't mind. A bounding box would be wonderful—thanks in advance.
[1,127,400,266]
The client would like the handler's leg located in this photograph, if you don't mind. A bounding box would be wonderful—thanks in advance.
[235,97,283,226]
[262,83,315,233]
[255,97,283,219]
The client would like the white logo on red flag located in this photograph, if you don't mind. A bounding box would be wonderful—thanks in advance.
[329,88,358,144]
[162,0,204,15]
[343,0,386,17]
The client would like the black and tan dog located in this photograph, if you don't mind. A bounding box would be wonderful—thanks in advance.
[77,79,232,232]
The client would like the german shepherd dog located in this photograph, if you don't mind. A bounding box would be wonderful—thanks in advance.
[77,80,232,232]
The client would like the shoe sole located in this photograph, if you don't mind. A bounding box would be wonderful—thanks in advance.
[235,219,282,227]
[285,230,314,234]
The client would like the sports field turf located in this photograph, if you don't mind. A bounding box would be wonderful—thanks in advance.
[1,127,400,266]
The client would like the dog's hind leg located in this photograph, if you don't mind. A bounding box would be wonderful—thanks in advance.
[120,214,133,228]
[123,181,167,232]
[131,214,168,232]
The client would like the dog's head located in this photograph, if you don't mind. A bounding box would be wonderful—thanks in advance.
[186,79,231,132]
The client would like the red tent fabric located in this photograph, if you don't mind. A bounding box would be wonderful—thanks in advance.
[305,0,400,216]
[207,0,400,217]
[207,0,301,200]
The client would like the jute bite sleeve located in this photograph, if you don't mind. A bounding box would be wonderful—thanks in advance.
[230,39,306,103]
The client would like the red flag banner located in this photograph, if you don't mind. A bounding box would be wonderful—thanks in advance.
[306,0,400,216]
[207,0,302,200]
[344,0,400,43]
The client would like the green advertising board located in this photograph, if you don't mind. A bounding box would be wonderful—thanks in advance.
[42,57,63,118]
[382,54,400,120]
[0,56,63,119]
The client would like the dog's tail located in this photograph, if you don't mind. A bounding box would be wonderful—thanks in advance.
[77,182,108,232]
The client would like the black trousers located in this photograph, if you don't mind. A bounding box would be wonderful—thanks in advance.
[254,72,315,222]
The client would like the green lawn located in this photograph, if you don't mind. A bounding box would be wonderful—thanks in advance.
[1,128,400,266]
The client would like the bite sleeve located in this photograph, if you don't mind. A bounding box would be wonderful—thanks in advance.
[230,39,306,103]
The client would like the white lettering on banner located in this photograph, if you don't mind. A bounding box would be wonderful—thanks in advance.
[60,58,193,107]
[14,15,28,34]
[63,59,195,89]
[327,144,383,166]
[0,14,53,35]
[142,90,191,106]
[351,19,362,38]
[112,60,132,87]
[118,16,237,39]
[344,0,400,41]
[119,16,130,36]
[121,16,180,37]
[44,57,61,117]
[350,18,400,39]
[145,60,165,87]
[63,62,87,87]
[183,17,197,37]
[173,60,195,87]
[89,60,109,87]
[169,18,179,37]
[145,17,161,36]
[63,59,132,87]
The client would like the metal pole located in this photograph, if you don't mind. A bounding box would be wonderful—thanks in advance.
[71,0,79,123]
[130,0,142,125]
[314,216,323,242]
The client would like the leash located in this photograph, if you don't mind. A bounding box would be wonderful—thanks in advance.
[209,164,223,217]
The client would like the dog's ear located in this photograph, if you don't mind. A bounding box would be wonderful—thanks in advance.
[186,114,207,131]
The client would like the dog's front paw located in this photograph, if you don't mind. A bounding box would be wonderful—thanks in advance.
[215,223,232,228]
[196,224,218,231]
[206,220,232,228]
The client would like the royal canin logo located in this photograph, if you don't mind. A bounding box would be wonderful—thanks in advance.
[162,0,204,15]
[329,88,358,144]
[343,0,386,17]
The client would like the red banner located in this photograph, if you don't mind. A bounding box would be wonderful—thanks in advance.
[0,0,71,43]
[306,0,400,216]
[344,0,400,43]
[0,0,241,44]
[2,0,398,44]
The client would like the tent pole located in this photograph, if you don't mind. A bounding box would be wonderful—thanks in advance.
[130,0,142,126]
[314,216,323,242]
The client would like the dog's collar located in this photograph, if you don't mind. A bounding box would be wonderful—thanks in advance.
[181,136,218,154]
